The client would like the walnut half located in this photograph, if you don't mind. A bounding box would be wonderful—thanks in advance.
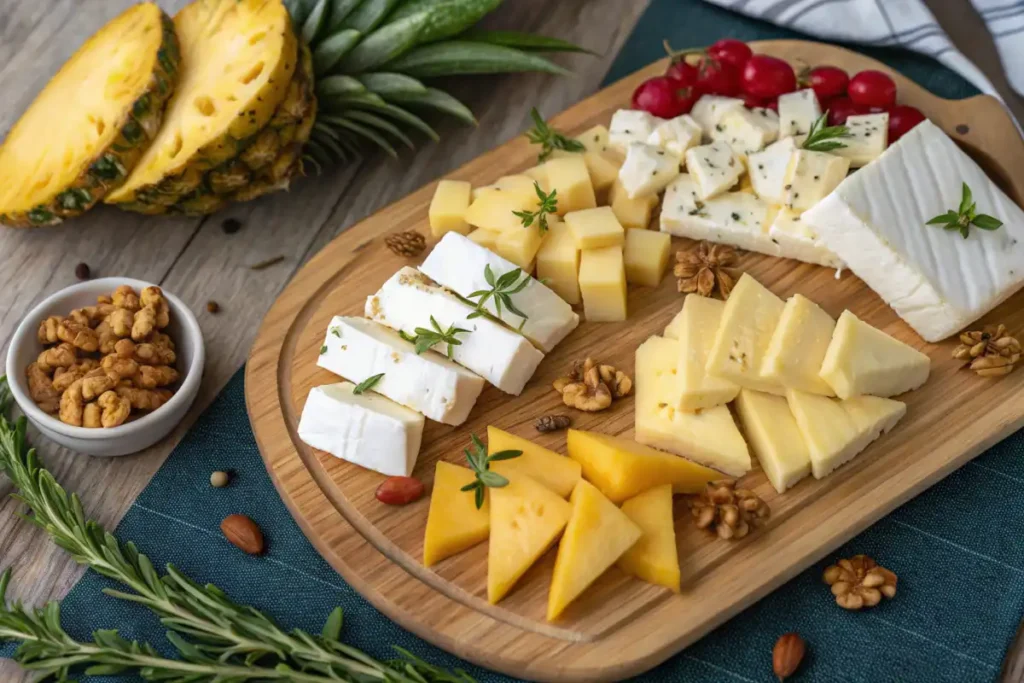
[553,358,632,412]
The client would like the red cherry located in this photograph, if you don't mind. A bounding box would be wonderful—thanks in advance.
[824,96,868,125]
[741,55,797,99]
[887,105,926,142]
[848,70,897,108]
[806,65,848,102]
[708,39,752,71]
[631,76,700,118]
[696,57,741,96]
[665,59,699,87]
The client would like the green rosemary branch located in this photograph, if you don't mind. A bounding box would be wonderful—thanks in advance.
[525,107,584,161]
[801,111,850,152]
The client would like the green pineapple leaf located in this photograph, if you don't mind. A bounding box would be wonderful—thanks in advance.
[356,72,428,97]
[383,41,571,77]
[459,29,595,54]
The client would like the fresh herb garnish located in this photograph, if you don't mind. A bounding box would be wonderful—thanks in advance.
[801,112,850,152]
[459,433,523,509]
[399,330,416,343]
[512,182,558,234]
[525,107,584,162]
[353,373,385,395]
[319,344,327,354]
[926,182,1003,239]
[330,326,341,337]
[467,264,531,329]
[411,316,469,358]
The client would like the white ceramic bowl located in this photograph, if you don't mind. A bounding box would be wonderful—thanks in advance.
[5,277,205,457]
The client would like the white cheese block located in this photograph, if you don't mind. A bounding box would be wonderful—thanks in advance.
[366,267,544,395]
[768,207,844,268]
[802,119,1024,342]
[685,140,744,200]
[646,114,702,159]
[661,182,772,252]
[690,95,744,136]
[782,149,851,212]
[318,316,484,425]
[832,112,888,167]
[747,138,797,205]
[777,89,821,141]
[710,107,779,158]
[618,142,681,199]
[298,382,424,477]
[609,109,663,151]
[419,232,579,353]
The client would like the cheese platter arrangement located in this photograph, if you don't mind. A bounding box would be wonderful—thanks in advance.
[246,40,1024,682]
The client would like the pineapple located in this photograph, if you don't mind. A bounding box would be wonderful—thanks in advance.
[0,4,179,227]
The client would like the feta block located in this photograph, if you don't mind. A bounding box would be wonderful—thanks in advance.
[298,382,424,477]
[802,120,1024,342]
[666,296,740,412]
[734,389,811,493]
[660,176,774,254]
[318,317,484,425]
[690,95,744,135]
[710,107,779,158]
[420,232,579,352]
[761,294,836,396]
[564,206,625,249]
[647,114,703,159]
[609,109,662,151]
[685,141,744,200]
[579,246,627,321]
[428,180,472,237]
[366,267,544,395]
[747,137,797,205]
[768,208,845,268]
[833,112,888,167]
[544,155,597,215]
[623,229,671,287]
[536,221,581,304]
[782,149,850,212]
[618,142,681,198]
[609,179,658,229]
[777,89,821,140]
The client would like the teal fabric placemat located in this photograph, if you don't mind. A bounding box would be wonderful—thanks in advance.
[5,2,1022,682]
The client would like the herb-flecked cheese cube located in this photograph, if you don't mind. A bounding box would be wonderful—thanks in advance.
[747,138,797,205]
[609,109,662,152]
[690,95,744,136]
[832,112,889,167]
[778,89,821,141]
[684,140,743,200]
[710,107,779,158]
[781,150,850,212]
[618,142,681,199]
[647,114,702,159]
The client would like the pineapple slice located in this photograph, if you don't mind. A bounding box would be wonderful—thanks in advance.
[107,0,298,210]
[0,4,179,227]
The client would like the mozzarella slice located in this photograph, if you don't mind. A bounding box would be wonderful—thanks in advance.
[833,112,889,167]
[777,89,821,141]
[710,107,779,158]
[647,114,702,159]
[684,140,744,200]
[781,149,850,212]
[298,382,424,477]
[690,95,744,135]
[609,109,662,151]
[419,232,579,352]
[618,142,681,199]
[366,267,544,395]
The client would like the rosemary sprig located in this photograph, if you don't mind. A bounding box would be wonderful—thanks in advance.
[466,264,531,329]
[801,111,850,152]
[512,182,558,234]
[926,182,1003,239]
[525,107,584,162]
[459,434,522,509]
[410,316,469,358]
[353,373,385,395]
[0,376,473,683]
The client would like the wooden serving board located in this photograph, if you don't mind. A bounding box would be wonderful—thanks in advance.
[246,40,1024,682]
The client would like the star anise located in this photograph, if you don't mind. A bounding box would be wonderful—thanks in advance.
[674,241,741,299]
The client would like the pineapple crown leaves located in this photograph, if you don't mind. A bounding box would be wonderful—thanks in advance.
[801,111,851,152]
[926,182,1003,239]
[459,433,522,509]
[525,107,585,161]
[512,182,558,234]
[466,264,531,328]
[410,315,470,357]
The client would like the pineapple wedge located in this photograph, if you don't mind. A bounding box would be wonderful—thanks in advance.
[0,4,179,227]
[107,0,298,211]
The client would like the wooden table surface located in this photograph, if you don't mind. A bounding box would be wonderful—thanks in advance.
[1,1,1021,681]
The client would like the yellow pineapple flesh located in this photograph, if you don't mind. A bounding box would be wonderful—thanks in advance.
[0,3,178,227]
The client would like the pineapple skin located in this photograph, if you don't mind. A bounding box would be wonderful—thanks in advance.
[0,9,180,228]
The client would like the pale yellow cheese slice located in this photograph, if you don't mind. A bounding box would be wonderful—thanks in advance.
[734,389,811,493]
[671,296,740,412]
[761,294,836,396]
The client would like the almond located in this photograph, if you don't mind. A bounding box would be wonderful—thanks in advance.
[772,632,806,681]
[220,513,264,555]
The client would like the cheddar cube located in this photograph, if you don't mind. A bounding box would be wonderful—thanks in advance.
[579,246,627,321]
[467,228,500,250]
[609,179,658,230]
[623,229,671,287]
[428,180,472,238]
[496,223,545,271]
[536,221,580,304]
[472,174,536,202]
[521,164,550,192]
[544,155,597,215]
[564,206,625,249]
[464,188,539,233]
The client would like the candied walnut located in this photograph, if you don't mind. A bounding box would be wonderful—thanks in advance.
[79,303,115,325]
[131,306,157,341]
[97,391,131,428]
[116,385,173,411]
[37,316,62,344]
[26,362,60,414]
[113,338,136,359]
[95,320,118,354]
[83,402,102,428]
[137,365,180,389]
[67,308,91,327]
[151,332,175,351]
[97,294,113,305]
[823,555,897,610]
[135,341,176,365]
[56,319,99,352]
[140,286,170,328]
[112,285,141,311]
[52,359,101,393]
[59,379,85,427]
[81,369,119,401]
[108,308,134,338]
[101,354,140,380]
[37,343,77,373]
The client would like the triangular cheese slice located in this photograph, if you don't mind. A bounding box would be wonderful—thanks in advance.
[617,484,680,592]
[819,310,930,399]
[734,389,811,494]
[487,474,572,604]
[488,426,581,498]
[843,395,907,451]
[548,480,642,620]
[673,296,741,411]
[423,462,490,567]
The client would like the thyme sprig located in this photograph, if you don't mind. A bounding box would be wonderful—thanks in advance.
[926,182,1003,239]
[466,264,530,329]
[801,111,850,152]
[459,433,522,509]
[352,373,385,395]
[525,107,584,162]
[410,316,469,358]
[512,182,558,234]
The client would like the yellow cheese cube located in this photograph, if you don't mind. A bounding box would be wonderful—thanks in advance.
[671,296,740,412]
[609,179,658,229]
[496,223,544,270]
[487,426,581,498]
[536,221,580,304]
[623,229,671,287]
[467,228,500,250]
[564,206,625,249]
[577,124,610,151]
[471,174,537,202]
[521,164,550,192]
[464,185,539,234]
[578,246,627,322]
[428,180,472,238]
[544,155,596,215]
[734,389,811,494]
[761,294,836,396]
[423,462,490,566]
[617,484,680,592]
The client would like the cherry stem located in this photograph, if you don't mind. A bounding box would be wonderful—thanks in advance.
[663,38,705,63]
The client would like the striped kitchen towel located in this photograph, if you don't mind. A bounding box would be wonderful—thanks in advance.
[702,0,1024,100]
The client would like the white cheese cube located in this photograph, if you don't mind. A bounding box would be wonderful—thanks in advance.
[684,140,743,200]
[366,267,544,395]
[782,149,850,212]
[690,95,744,136]
[318,316,484,426]
[661,177,775,254]
[609,109,662,152]
[419,232,579,352]
[618,142,681,199]
[710,107,779,158]
[832,112,889,167]
[747,138,797,205]
[298,382,424,477]
[646,114,702,159]
[803,120,1024,341]
[777,89,821,141]
[768,208,844,268]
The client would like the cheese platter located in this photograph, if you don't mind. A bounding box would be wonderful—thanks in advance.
[246,40,1024,682]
